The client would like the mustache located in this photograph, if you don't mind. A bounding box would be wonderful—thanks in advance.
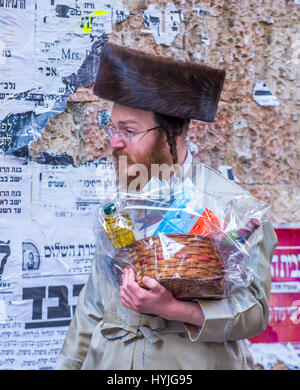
[112,149,127,159]
[112,150,135,164]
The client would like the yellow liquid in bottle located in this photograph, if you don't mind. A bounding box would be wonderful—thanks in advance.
[104,213,135,249]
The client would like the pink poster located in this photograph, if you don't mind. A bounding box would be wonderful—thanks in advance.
[249,228,300,343]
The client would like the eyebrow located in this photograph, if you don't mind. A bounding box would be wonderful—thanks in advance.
[110,119,139,126]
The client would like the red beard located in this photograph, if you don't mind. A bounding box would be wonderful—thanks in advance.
[112,136,173,193]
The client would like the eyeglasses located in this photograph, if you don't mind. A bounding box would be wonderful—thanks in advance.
[105,121,161,142]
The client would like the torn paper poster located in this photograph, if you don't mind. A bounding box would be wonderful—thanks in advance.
[233,119,248,134]
[193,6,217,17]
[0,110,67,155]
[31,160,117,221]
[0,0,129,154]
[201,34,210,45]
[142,3,184,46]
[260,17,275,24]
[0,218,94,369]
[252,79,280,106]
[249,228,300,345]
[97,109,110,128]
[0,156,31,219]
[0,154,117,369]
[0,299,7,324]
[192,53,203,61]
[246,340,300,370]
[218,165,240,183]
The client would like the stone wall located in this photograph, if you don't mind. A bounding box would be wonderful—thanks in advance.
[29,0,300,226]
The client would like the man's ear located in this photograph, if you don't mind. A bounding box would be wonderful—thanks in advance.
[164,138,170,151]
[159,130,170,151]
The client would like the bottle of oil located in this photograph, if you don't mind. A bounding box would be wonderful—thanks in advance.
[102,203,135,249]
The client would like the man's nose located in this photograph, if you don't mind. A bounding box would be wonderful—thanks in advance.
[110,133,126,149]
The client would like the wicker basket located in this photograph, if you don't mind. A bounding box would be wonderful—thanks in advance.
[116,233,239,299]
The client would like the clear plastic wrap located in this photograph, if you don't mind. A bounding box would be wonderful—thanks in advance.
[96,175,270,300]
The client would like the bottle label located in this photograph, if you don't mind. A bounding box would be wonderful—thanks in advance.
[104,214,135,248]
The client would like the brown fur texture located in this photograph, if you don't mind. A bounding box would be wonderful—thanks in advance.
[93,42,226,122]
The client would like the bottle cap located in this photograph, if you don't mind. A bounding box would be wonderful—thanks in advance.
[104,203,116,215]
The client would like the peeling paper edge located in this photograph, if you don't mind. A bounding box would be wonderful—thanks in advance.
[246,340,300,370]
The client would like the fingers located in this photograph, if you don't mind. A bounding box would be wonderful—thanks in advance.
[121,266,129,285]
[120,286,133,308]
[120,283,143,312]
[127,265,136,282]
[120,266,140,310]
[120,283,136,301]
[120,267,166,313]
[121,266,139,298]
[120,295,136,311]
[122,265,136,285]
[142,276,163,293]
[122,268,163,295]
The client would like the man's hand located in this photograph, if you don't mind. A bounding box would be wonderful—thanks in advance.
[120,266,205,327]
[120,265,176,318]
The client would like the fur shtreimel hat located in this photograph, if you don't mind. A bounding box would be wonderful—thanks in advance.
[93,42,226,122]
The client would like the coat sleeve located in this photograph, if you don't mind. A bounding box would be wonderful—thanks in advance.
[54,251,104,369]
[184,218,278,342]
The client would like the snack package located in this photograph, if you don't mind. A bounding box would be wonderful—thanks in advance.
[96,175,269,299]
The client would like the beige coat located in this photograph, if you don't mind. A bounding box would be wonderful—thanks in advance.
[54,157,277,370]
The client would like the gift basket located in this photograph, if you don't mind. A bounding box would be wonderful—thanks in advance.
[97,175,269,300]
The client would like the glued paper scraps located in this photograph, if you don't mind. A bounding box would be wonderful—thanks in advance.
[253,79,280,107]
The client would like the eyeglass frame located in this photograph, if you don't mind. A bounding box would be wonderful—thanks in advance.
[105,120,162,142]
